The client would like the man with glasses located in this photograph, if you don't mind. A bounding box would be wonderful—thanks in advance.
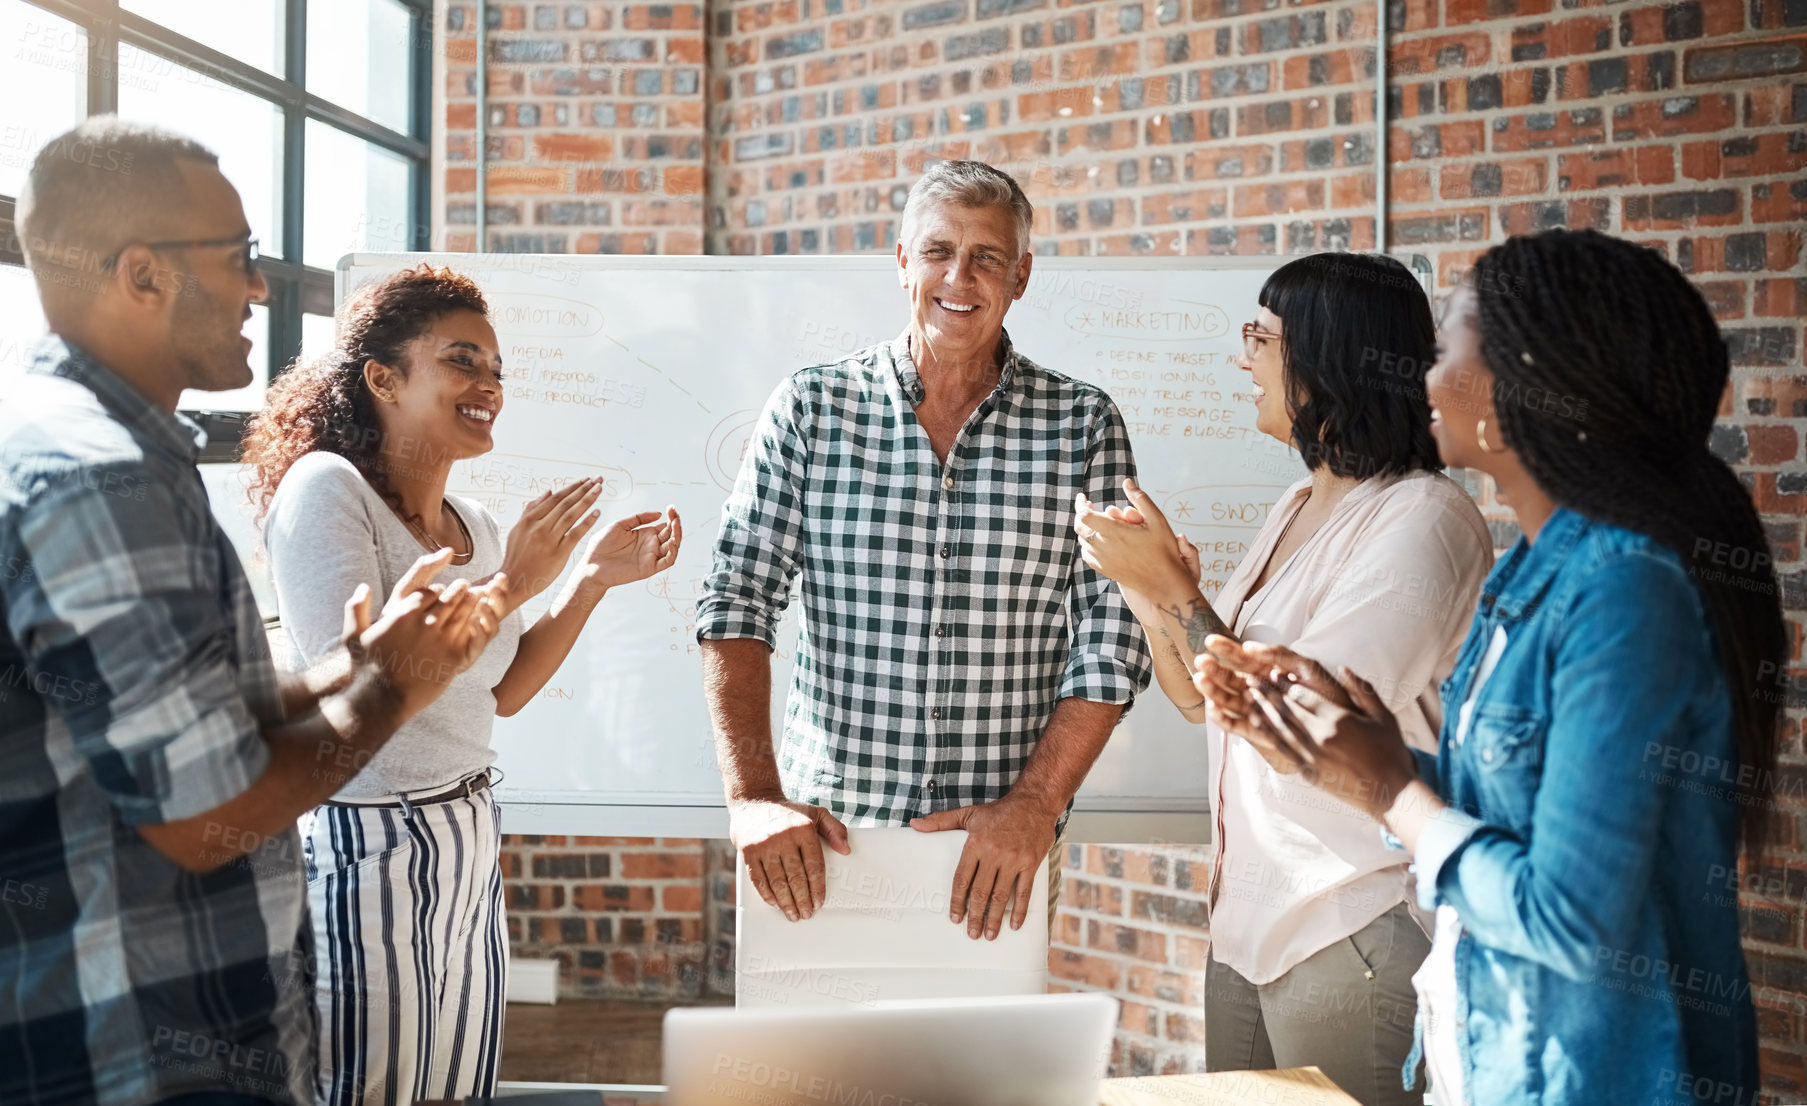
[1,118,506,1106]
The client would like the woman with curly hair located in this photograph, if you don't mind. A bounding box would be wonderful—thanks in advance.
[244,264,681,1106]
[1214,229,1781,1105]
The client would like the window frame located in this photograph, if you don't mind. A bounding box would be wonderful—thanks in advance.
[0,0,433,460]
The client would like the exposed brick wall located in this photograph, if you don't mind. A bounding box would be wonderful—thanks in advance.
[438,0,1806,1088]
[1050,844,1216,1074]
[502,836,714,997]
[441,1,707,254]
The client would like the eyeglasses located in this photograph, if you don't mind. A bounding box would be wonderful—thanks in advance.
[104,235,260,275]
[1241,321,1283,358]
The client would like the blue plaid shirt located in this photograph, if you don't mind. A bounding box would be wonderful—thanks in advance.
[698,332,1152,825]
[0,337,314,1106]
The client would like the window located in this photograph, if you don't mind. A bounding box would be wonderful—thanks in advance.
[0,0,431,457]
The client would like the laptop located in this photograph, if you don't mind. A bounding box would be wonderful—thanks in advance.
[662,992,1119,1106]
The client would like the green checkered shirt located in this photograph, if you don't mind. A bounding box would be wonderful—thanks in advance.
[698,331,1152,825]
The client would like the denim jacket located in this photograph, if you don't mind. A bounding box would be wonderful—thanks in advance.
[1404,508,1758,1106]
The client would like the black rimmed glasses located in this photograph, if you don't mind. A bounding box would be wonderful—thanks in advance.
[104,235,260,275]
[1241,321,1283,358]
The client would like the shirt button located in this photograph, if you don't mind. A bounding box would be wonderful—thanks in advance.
[935,625,946,637]
[943,474,955,491]
[931,708,941,720]
[939,545,950,558]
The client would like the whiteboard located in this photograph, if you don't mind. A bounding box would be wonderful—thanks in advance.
[331,253,1304,835]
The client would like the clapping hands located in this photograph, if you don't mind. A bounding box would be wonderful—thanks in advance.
[1195,638,1418,818]
[574,507,683,593]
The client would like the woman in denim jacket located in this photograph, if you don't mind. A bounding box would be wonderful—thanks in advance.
[1198,229,1785,1106]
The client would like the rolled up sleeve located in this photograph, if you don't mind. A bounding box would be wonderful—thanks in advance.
[696,377,810,649]
[1057,396,1152,708]
[6,465,268,826]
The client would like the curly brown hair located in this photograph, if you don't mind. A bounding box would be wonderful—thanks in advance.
[242,264,490,521]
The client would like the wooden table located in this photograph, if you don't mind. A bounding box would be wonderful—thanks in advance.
[1100,1067,1362,1105]
[426,1067,1361,1104]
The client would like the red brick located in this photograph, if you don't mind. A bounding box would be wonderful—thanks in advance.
[1511,14,1614,60]
[973,130,1052,163]
[1683,35,1807,83]
[1623,187,1744,230]
[1280,48,1369,90]
[1118,1000,1159,1036]
[623,3,702,30]
[1390,33,1493,76]
[1690,133,1807,183]
[572,884,656,912]
[1446,0,1554,27]
[1187,143,1276,180]
[621,851,705,879]
[1616,0,1743,45]
[1232,179,1325,218]
[1677,230,1802,273]
[1330,171,1376,208]
[1491,106,1611,150]
[1748,426,1800,465]
[1141,188,1229,224]
[1609,94,1739,141]
[1442,158,1552,198]
[1388,119,1487,159]
[1695,278,1749,319]
[1556,146,1676,189]
[1756,278,1807,317]
[1066,878,1127,915]
[1553,52,1682,98]
[1745,375,1807,419]
[1742,83,1797,126]
[487,166,568,192]
[1057,42,1140,81]
[1437,248,1492,291]
[1049,950,1124,989]
[1125,965,1203,1005]
[1749,469,1807,513]
[1392,168,1434,204]
[1172,936,1210,970]
[1056,120,1138,155]
[1088,921,1170,962]
[1163,1010,1207,1044]
[662,885,703,912]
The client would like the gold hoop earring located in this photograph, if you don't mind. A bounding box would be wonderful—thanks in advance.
[1476,418,1501,454]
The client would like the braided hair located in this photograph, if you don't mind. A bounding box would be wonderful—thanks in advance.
[243,264,490,524]
[1470,229,1785,848]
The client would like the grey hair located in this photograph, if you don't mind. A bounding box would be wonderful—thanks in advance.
[898,160,1035,259]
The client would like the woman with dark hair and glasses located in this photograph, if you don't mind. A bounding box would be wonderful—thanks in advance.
[1075,253,1492,1106]
[1219,230,1779,1106]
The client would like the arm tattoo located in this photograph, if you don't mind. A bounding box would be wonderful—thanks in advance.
[1155,597,1233,654]
[1153,625,1208,712]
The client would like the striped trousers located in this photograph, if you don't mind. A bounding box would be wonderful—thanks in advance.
[300,786,508,1106]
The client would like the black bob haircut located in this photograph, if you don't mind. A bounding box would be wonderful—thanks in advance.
[1258,253,1442,479]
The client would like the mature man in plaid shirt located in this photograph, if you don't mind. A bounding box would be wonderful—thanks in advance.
[698,160,1152,942]
[1,120,504,1106]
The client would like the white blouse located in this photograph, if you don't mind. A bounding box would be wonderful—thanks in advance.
[1205,469,1492,985]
